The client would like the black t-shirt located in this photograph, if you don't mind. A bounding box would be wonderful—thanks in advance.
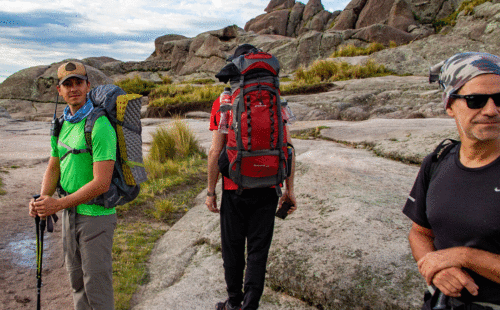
[403,144,500,304]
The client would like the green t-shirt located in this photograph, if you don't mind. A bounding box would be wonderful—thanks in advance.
[51,115,117,216]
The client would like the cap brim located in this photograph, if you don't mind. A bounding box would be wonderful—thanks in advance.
[59,74,88,85]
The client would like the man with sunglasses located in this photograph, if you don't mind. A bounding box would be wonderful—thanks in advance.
[403,52,500,310]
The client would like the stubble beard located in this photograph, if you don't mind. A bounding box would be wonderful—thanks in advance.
[457,117,500,142]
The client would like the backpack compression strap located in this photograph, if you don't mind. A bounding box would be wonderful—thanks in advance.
[57,140,91,162]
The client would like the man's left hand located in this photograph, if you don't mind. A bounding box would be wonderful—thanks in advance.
[205,194,219,213]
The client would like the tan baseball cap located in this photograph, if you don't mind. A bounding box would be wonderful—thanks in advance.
[57,61,88,85]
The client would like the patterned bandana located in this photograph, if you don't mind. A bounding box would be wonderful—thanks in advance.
[429,52,500,109]
[63,98,94,123]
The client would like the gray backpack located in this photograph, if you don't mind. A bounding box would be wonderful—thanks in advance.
[53,84,147,208]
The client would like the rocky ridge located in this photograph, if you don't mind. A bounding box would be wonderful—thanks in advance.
[2,1,500,114]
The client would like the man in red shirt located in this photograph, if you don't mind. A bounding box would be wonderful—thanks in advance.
[206,44,297,310]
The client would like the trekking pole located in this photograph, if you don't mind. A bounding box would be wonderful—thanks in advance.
[432,291,448,310]
[33,194,58,310]
[33,194,44,310]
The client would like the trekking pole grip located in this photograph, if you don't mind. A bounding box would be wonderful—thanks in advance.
[33,194,41,218]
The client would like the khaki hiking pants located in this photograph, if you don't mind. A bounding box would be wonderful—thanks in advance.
[63,208,117,310]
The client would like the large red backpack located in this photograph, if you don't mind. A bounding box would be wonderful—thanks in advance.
[224,49,288,196]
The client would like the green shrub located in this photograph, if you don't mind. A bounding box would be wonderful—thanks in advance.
[0,169,7,195]
[148,119,204,163]
[294,59,392,84]
[460,0,490,15]
[148,126,176,163]
[115,76,157,95]
[159,74,173,85]
[152,199,177,220]
[181,78,216,85]
[433,0,490,32]
[149,84,225,107]
[281,81,334,96]
[0,177,5,195]
[331,43,386,58]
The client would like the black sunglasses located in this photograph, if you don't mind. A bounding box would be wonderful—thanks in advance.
[449,92,500,109]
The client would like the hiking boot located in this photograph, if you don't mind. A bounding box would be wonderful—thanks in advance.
[215,299,241,310]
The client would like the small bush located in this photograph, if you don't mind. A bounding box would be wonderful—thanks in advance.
[181,78,216,85]
[331,43,386,58]
[152,199,177,220]
[461,0,489,15]
[0,178,5,195]
[0,169,7,195]
[294,59,392,84]
[281,81,334,96]
[159,74,173,85]
[433,0,489,32]
[149,84,225,107]
[115,76,157,95]
[148,120,204,163]
[148,126,177,163]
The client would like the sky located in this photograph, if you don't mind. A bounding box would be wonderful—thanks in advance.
[0,0,350,83]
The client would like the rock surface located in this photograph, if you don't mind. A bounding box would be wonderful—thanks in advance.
[283,75,445,121]
[132,116,459,310]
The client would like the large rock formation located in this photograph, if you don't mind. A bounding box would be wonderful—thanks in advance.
[0,59,113,103]
[245,0,339,37]
[370,1,500,76]
[1,0,498,109]
[334,0,466,32]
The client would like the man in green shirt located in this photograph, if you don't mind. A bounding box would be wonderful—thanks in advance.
[29,61,117,309]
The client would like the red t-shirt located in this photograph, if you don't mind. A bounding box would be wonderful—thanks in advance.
[209,97,238,190]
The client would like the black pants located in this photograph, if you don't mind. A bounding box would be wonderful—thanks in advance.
[422,290,496,310]
[220,188,279,310]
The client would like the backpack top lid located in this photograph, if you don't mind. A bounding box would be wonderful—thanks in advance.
[226,43,258,61]
[88,84,126,120]
[231,50,280,77]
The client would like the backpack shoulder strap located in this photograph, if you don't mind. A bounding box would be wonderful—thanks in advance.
[425,139,459,188]
[53,115,93,162]
[84,107,108,156]
[51,114,65,138]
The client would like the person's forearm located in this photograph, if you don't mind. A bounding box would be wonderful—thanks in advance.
[285,146,295,192]
[409,225,435,262]
[462,247,500,284]
[57,178,110,210]
[207,147,220,193]
[40,157,60,196]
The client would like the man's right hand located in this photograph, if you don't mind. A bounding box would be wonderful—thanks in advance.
[205,194,219,213]
[432,267,479,297]
[278,189,297,215]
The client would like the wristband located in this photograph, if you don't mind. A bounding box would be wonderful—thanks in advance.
[207,191,216,197]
